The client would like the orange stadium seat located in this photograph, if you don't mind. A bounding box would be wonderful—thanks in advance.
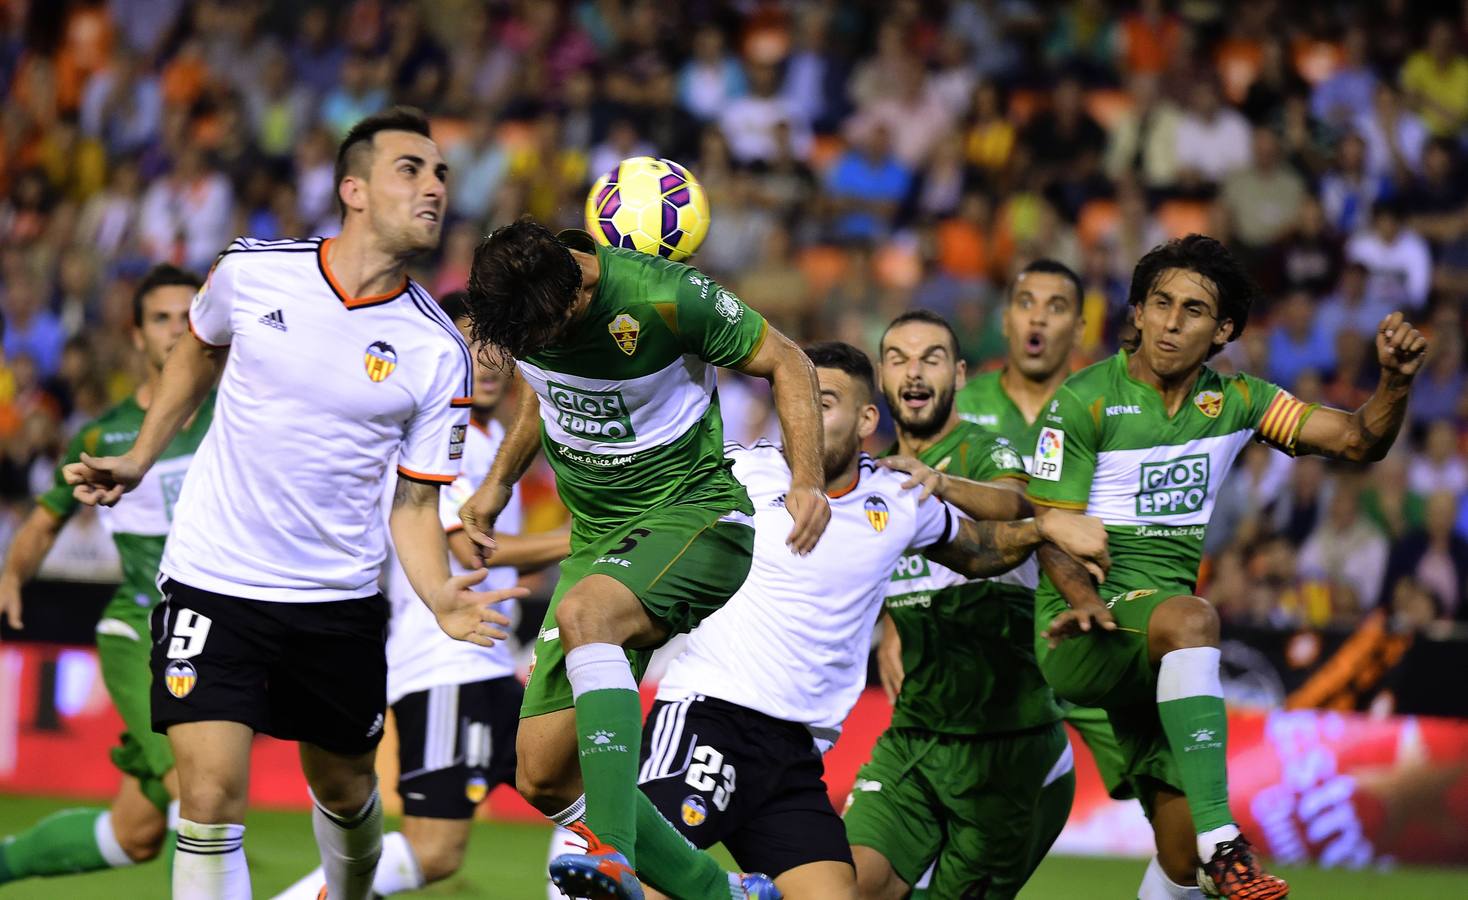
[796,244,849,296]
[1291,38,1344,85]
[1007,88,1045,126]
[1077,198,1121,249]
[1084,89,1135,131]
[807,133,845,174]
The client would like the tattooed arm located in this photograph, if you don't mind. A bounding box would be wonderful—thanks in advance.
[926,511,1109,581]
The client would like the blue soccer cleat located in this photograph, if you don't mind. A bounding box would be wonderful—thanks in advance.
[735,871,782,899]
[548,822,644,900]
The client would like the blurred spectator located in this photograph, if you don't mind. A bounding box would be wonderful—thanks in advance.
[386,2,448,111]
[1117,0,1182,77]
[1298,475,1390,612]
[75,155,144,259]
[825,124,911,243]
[1266,290,1335,390]
[846,56,954,170]
[963,81,1017,181]
[588,120,655,188]
[1322,329,1374,412]
[1316,262,1393,346]
[1353,83,1427,182]
[1023,76,1106,208]
[1173,79,1252,184]
[444,110,508,226]
[907,133,969,224]
[79,49,162,156]
[1345,200,1432,311]
[1104,72,1182,189]
[1402,138,1467,249]
[245,48,312,164]
[2,272,65,377]
[782,8,846,131]
[289,5,345,98]
[720,62,812,165]
[1268,196,1342,297]
[292,126,337,235]
[1384,491,1468,621]
[1399,19,1468,138]
[1408,323,1464,427]
[1318,133,1386,235]
[138,145,234,273]
[1240,38,1306,126]
[1311,25,1377,130]
[1221,127,1307,250]
[108,0,183,60]
[320,52,387,139]
[1408,420,1468,497]
[678,25,745,123]
[1044,0,1116,79]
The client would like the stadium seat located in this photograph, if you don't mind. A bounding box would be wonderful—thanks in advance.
[1077,199,1121,250]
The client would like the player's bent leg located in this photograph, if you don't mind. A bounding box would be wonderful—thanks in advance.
[169,720,253,899]
[300,741,383,900]
[851,846,908,900]
[775,860,858,900]
[0,778,163,884]
[110,774,169,862]
[1150,786,1202,888]
[518,708,584,814]
[399,815,472,883]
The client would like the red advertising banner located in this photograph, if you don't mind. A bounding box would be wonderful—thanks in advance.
[3,643,1466,866]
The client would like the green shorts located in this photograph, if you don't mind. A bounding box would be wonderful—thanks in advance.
[1035,581,1192,817]
[1061,701,1132,799]
[843,723,1070,900]
[521,503,755,718]
[97,624,174,811]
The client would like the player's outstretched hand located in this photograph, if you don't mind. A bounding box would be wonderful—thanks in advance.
[430,569,526,647]
[64,452,145,507]
[1375,312,1428,379]
[876,622,904,704]
[1041,600,1117,649]
[1037,513,1110,582]
[877,456,944,501]
[785,485,831,555]
[459,481,513,561]
[0,574,22,633]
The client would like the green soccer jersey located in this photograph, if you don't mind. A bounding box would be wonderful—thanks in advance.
[517,245,767,538]
[882,422,1062,735]
[1027,351,1314,594]
[35,393,216,636]
[957,370,1043,470]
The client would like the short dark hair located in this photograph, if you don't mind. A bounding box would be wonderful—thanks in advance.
[466,218,583,363]
[804,341,876,401]
[439,289,469,323]
[334,106,432,220]
[133,263,203,327]
[880,309,961,358]
[1012,258,1083,307]
[1127,234,1254,357]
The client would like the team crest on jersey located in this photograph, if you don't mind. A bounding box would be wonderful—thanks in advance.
[364,341,398,382]
[1193,390,1223,418]
[864,495,890,532]
[990,442,1023,471]
[681,795,708,827]
[608,313,640,355]
[465,775,489,804]
[164,659,197,698]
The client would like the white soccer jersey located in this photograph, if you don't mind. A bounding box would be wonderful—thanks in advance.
[384,419,522,703]
[161,236,471,602]
[655,443,956,747]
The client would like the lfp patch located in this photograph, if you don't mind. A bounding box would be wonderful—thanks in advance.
[864,496,890,532]
[364,340,398,382]
[681,795,708,827]
[164,659,197,698]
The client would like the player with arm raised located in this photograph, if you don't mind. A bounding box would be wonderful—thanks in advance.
[844,311,1089,900]
[459,220,831,900]
[274,293,570,900]
[0,265,208,890]
[634,342,1107,900]
[64,108,524,900]
[1029,235,1427,900]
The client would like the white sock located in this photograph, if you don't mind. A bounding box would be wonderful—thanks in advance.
[174,819,249,900]
[93,811,135,868]
[312,787,383,900]
[1138,855,1203,898]
[373,831,426,894]
[547,796,587,899]
[1156,646,1223,703]
[565,643,638,699]
[1197,822,1242,862]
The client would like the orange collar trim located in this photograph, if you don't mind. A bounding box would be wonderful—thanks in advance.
[317,238,408,309]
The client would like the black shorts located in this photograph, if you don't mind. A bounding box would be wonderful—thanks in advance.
[150,578,389,757]
[392,676,521,819]
[637,694,853,879]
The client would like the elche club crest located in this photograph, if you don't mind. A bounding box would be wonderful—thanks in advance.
[1193,390,1223,418]
[864,495,889,532]
[164,659,197,698]
[364,340,398,382]
[608,313,640,356]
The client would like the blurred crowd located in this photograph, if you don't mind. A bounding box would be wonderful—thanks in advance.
[0,0,1466,634]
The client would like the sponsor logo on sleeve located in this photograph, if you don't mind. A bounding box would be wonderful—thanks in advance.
[449,424,466,461]
[713,288,743,324]
[1034,427,1065,481]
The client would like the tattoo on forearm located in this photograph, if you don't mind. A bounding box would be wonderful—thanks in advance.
[929,519,1033,578]
[1037,542,1101,608]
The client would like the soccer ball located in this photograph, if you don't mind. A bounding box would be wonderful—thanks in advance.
[585,157,710,261]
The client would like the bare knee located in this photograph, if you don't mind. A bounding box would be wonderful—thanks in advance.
[179,779,248,824]
[1149,595,1219,659]
[413,839,466,883]
[116,817,167,863]
[554,591,613,649]
[516,757,579,816]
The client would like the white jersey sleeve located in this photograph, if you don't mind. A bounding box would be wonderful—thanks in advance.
[910,493,958,552]
[396,308,472,485]
[189,246,242,346]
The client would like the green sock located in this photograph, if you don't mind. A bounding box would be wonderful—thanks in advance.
[1157,647,1233,833]
[0,808,114,882]
[575,686,643,863]
[164,827,177,885]
[632,792,736,900]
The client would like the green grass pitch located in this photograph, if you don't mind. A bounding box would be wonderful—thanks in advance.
[1,795,1465,897]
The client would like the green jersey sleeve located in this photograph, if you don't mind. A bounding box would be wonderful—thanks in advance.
[946,433,1029,482]
[672,271,768,369]
[35,426,95,520]
[1235,372,1316,455]
[1025,386,1098,510]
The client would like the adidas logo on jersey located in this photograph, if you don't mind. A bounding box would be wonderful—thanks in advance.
[771,493,786,508]
[259,309,287,331]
